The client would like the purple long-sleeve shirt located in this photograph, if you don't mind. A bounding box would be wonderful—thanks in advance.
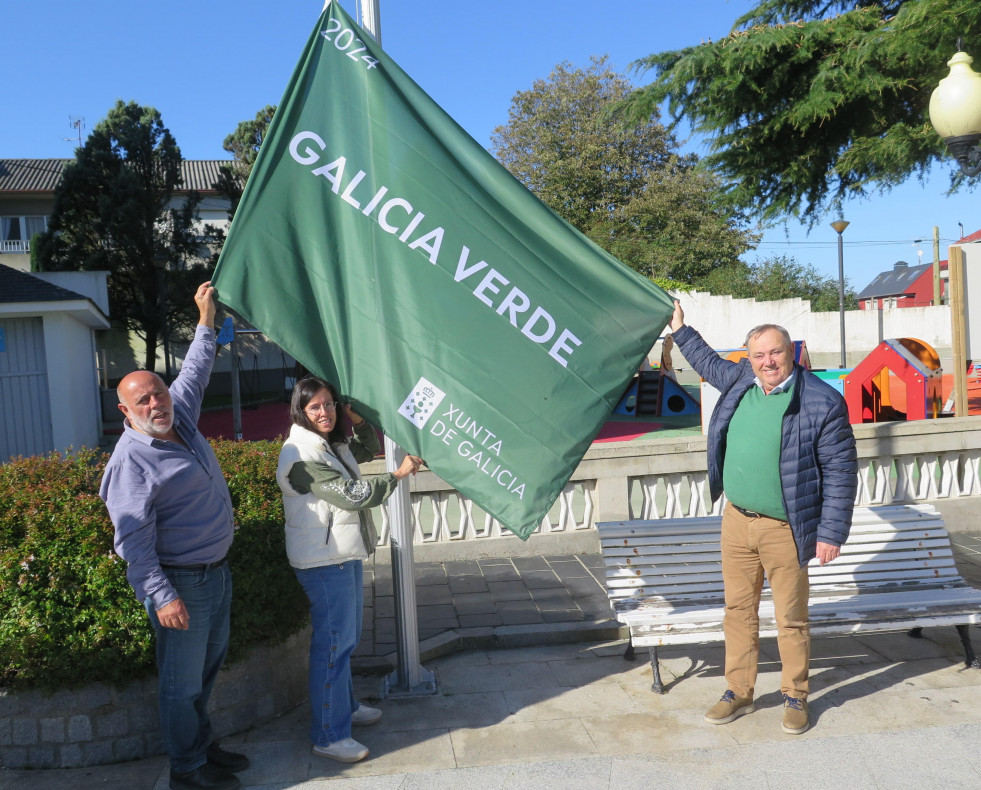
[99,325,234,610]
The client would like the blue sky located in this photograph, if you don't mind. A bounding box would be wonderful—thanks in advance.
[3,0,976,291]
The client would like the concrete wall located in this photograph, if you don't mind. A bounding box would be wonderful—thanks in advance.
[963,241,981,360]
[666,290,952,369]
[33,271,110,316]
[42,312,103,452]
[0,626,310,770]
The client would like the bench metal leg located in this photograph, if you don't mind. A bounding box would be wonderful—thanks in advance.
[909,625,980,668]
[649,647,665,694]
[956,624,980,669]
[623,635,636,662]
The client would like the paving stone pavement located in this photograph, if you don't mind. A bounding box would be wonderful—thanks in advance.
[356,553,616,665]
[3,538,980,790]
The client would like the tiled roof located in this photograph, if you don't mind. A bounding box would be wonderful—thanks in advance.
[857,261,931,299]
[0,159,67,192]
[179,160,230,192]
[0,158,230,193]
[0,264,86,304]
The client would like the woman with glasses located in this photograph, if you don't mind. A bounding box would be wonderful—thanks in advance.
[276,376,422,763]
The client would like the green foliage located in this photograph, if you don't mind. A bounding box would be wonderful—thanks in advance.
[215,440,308,657]
[490,57,758,283]
[623,0,981,223]
[216,105,278,220]
[0,441,306,691]
[34,100,217,371]
[698,254,858,310]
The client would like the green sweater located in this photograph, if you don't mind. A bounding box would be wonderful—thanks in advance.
[723,385,791,519]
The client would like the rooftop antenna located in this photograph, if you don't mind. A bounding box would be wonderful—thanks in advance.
[64,116,85,146]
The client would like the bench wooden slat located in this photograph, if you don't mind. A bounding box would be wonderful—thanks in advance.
[597,504,947,540]
[601,533,955,556]
[606,548,956,579]
[618,581,980,617]
[607,561,961,589]
[606,556,961,585]
[627,594,981,648]
[600,523,951,549]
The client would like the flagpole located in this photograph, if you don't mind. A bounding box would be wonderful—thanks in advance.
[350,0,436,698]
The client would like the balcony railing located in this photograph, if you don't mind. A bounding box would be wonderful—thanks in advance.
[361,416,981,547]
[1,239,30,253]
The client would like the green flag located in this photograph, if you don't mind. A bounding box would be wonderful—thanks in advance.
[212,1,674,538]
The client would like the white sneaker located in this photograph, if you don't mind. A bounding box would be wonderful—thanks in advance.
[312,738,369,763]
[351,704,382,726]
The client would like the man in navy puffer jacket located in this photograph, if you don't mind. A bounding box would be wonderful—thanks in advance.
[670,300,857,735]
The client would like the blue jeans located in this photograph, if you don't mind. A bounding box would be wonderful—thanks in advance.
[294,561,363,747]
[145,562,232,774]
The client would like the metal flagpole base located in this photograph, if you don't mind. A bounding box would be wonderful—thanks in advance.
[382,436,438,698]
[384,665,438,698]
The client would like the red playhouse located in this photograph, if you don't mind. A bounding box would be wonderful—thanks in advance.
[844,338,943,423]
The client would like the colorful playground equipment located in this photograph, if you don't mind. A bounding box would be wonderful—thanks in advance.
[615,334,951,431]
[614,369,701,418]
[615,335,700,419]
[843,338,944,423]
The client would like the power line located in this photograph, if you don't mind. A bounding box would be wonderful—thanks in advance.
[754,238,962,248]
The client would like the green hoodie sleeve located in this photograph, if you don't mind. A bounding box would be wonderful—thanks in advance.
[287,459,398,512]
[348,420,382,464]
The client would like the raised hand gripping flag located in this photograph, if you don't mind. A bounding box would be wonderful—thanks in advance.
[212,1,674,538]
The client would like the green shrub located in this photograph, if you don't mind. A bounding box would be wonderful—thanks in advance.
[0,440,306,691]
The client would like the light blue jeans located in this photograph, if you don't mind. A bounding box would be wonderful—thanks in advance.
[294,561,363,746]
[146,562,232,774]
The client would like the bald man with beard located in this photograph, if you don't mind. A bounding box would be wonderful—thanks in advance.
[100,282,248,790]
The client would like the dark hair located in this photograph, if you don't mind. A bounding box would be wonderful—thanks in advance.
[289,376,346,444]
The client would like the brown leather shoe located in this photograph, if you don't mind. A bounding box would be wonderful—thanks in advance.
[782,694,809,734]
[705,689,755,724]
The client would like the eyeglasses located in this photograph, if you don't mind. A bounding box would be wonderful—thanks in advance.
[304,401,337,415]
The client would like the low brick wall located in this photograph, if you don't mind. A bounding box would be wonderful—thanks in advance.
[0,625,311,770]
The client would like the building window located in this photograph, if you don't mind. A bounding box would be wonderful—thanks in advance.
[1,216,48,253]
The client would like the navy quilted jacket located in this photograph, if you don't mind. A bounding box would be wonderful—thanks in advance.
[674,325,858,566]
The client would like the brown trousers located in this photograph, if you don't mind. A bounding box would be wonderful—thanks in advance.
[721,503,810,700]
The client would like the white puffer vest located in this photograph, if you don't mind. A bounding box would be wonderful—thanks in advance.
[276,423,374,569]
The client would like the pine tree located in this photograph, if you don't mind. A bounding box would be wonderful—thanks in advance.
[623,0,981,222]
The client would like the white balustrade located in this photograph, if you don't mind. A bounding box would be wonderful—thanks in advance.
[363,416,981,547]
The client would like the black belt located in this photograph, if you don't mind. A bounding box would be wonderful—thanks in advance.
[160,556,228,571]
[730,503,772,519]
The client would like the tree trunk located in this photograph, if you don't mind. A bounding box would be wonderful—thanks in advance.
[143,331,159,374]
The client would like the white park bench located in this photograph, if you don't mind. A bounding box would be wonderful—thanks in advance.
[598,503,981,693]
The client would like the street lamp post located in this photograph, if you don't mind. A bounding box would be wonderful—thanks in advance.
[830,219,849,369]
[930,44,981,417]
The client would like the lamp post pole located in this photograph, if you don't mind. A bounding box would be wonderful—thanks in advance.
[930,45,981,416]
[830,220,849,369]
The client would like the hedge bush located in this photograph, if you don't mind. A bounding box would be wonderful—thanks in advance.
[0,440,308,691]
